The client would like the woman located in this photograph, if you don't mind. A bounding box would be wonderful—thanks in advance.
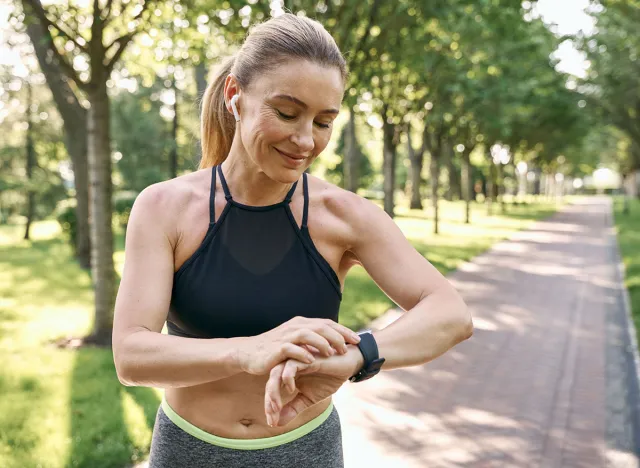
[112,13,472,468]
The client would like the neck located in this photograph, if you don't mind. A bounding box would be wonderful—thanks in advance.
[221,141,296,206]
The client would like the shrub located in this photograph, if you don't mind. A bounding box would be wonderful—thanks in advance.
[113,191,139,232]
[55,198,77,249]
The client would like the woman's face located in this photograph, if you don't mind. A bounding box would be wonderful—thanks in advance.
[226,59,344,182]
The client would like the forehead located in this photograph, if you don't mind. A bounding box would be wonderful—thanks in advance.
[250,60,344,110]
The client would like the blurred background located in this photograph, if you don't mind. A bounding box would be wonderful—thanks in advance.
[1,0,639,467]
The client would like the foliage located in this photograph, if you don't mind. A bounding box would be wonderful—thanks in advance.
[325,121,375,189]
[111,78,177,192]
[55,198,77,249]
[113,191,139,231]
[575,0,640,174]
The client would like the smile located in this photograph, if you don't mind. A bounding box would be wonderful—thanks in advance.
[275,148,307,166]
[275,148,306,160]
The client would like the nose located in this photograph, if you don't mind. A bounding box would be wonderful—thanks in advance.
[290,120,315,154]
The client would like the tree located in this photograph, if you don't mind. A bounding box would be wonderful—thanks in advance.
[21,0,159,346]
[576,0,640,197]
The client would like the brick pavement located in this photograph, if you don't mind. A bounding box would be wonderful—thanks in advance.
[335,197,640,468]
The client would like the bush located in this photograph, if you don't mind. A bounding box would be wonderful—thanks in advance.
[113,191,139,231]
[55,198,77,249]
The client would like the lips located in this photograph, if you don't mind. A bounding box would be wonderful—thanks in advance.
[275,148,306,160]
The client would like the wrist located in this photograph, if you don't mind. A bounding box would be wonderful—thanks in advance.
[228,337,250,373]
[347,344,365,377]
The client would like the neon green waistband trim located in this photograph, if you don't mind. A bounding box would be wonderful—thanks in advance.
[161,396,334,450]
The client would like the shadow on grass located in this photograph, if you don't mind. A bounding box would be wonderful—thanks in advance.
[0,227,160,467]
[67,348,161,468]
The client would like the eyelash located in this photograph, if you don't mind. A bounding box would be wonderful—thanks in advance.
[277,110,331,129]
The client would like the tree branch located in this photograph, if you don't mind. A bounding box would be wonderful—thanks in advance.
[103,0,114,19]
[349,0,382,65]
[104,1,152,72]
[21,0,87,89]
[45,11,89,53]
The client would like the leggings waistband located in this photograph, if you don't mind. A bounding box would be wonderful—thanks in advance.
[160,396,334,450]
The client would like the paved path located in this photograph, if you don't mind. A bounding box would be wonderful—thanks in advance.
[335,197,640,468]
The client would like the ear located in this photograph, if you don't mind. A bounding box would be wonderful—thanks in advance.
[223,74,241,117]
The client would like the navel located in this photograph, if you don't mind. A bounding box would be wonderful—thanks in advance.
[238,418,255,427]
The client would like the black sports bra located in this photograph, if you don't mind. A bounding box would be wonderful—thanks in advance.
[167,165,342,339]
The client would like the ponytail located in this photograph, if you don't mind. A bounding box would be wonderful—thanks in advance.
[199,55,237,169]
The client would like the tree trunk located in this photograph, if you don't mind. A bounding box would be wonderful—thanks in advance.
[87,81,116,346]
[382,106,397,217]
[498,163,506,214]
[408,129,424,210]
[623,171,637,214]
[487,154,497,216]
[462,147,472,224]
[343,108,359,193]
[444,145,458,201]
[24,81,35,241]
[72,131,91,268]
[430,147,441,234]
[25,21,91,268]
[170,76,179,179]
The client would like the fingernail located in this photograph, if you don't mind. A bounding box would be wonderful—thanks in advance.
[353,334,361,342]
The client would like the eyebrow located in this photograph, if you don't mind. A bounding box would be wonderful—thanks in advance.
[272,94,340,115]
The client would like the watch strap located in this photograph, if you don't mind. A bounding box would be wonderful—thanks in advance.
[349,331,385,382]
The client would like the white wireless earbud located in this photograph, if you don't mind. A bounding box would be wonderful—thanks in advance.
[230,94,240,122]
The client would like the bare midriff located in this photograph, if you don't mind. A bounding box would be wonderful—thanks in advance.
[164,372,332,439]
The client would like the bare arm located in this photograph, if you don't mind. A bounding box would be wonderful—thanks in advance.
[112,183,245,388]
[345,194,473,370]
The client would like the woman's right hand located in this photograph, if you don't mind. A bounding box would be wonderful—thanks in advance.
[235,317,361,376]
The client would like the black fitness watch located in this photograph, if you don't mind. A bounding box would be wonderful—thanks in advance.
[349,331,385,383]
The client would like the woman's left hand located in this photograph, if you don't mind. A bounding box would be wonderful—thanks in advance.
[264,345,363,427]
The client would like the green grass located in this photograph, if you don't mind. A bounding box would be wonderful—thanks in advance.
[0,197,559,467]
[0,222,158,468]
[613,196,640,348]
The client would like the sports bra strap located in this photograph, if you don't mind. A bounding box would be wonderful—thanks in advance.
[209,166,217,225]
[302,172,309,229]
[284,179,299,203]
[217,165,233,201]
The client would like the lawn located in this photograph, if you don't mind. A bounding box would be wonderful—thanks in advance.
[613,196,640,347]
[0,197,559,468]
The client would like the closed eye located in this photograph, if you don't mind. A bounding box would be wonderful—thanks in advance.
[277,110,331,129]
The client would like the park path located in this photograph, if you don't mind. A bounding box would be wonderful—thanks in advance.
[335,197,640,468]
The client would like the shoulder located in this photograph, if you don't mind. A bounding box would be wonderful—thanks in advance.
[306,173,389,250]
[129,169,210,245]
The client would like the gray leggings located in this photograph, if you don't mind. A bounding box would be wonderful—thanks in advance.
[148,399,344,467]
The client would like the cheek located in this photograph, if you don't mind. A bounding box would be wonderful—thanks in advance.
[313,130,333,154]
[248,110,289,147]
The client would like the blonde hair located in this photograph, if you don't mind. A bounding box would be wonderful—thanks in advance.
[199,13,348,169]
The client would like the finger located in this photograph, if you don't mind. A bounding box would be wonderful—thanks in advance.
[280,342,316,364]
[282,359,305,394]
[278,392,315,427]
[265,364,285,426]
[291,330,335,357]
[326,321,362,346]
[315,325,350,355]
[300,344,321,355]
